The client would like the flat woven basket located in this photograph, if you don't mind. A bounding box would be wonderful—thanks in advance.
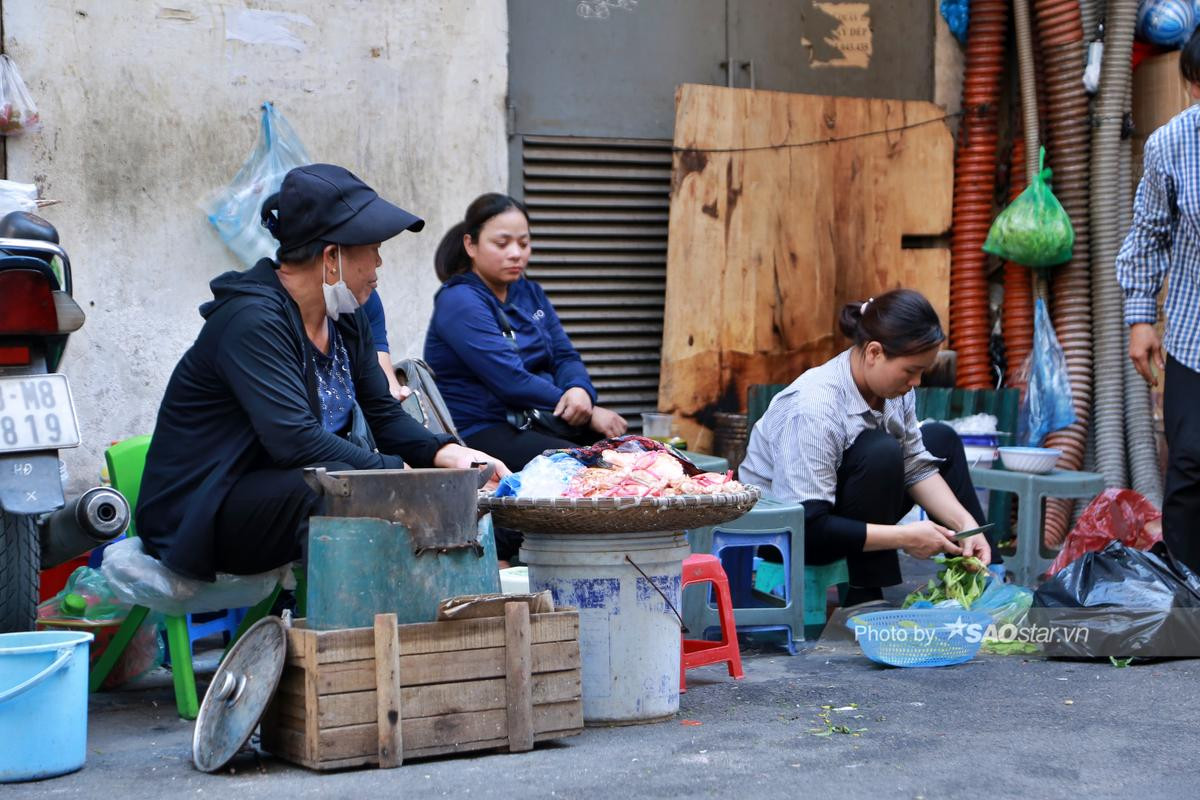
[477,486,761,534]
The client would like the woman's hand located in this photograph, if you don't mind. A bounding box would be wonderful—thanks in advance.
[958,533,991,567]
[554,387,593,426]
[433,443,511,492]
[589,406,628,438]
[898,520,962,560]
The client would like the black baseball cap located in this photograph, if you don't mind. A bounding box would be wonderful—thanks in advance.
[262,163,424,252]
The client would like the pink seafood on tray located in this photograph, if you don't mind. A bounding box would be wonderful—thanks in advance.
[563,446,745,499]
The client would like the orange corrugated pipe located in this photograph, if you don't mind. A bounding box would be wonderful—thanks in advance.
[1003,140,1034,391]
[950,0,1008,388]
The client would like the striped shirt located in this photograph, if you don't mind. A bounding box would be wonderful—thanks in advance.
[739,348,941,505]
[1117,103,1200,373]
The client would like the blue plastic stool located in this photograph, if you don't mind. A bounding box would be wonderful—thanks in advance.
[803,559,849,634]
[162,608,246,666]
[687,496,851,653]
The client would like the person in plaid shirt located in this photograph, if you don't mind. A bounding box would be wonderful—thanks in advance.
[1116,28,1200,571]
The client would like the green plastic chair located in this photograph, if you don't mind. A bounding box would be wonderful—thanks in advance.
[89,436,282,720]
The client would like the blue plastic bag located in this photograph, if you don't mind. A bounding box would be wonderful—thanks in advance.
[494,453,586,498]
[974,579,1033,626]
[204,102,312,267]
[1017,298,1076,446]
[940,0,969,44]
[1136,0,1196,47]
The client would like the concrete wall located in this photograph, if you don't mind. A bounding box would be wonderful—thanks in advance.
[4,0,508,489]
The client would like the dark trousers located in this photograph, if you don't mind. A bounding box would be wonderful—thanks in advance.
[1164,355,1200,572]
[212,461,353,575]
[807,422,992,588]
[465,423,579,562]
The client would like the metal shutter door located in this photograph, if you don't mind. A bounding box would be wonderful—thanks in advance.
[520,135,671,429]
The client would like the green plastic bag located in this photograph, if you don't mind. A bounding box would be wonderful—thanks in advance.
[983,146,1074,268]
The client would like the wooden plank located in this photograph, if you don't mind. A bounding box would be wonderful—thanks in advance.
[302,626,320,763]
[660,84,953,444]
[504,603,534,753]
[316,670,582,728]
[312,701,584,762]
[285,612,579,666]
[373,613,403,768]
[310,641,580,695]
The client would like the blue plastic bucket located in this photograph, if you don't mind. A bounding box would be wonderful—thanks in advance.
[0,630,93,782]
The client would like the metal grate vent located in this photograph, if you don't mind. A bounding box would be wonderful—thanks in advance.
[520,135,672,425]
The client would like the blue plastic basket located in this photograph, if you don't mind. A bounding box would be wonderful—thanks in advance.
[845,608,992,668]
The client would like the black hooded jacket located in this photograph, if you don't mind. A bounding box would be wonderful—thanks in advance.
[136,258,454,580]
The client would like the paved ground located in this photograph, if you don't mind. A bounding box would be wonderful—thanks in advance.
[9,557,1200,799]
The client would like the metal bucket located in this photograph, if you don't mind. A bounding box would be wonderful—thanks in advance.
[303,468,500,629]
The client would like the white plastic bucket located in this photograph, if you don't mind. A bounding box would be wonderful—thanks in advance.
[0,630,94,783]
[520,531,690,724]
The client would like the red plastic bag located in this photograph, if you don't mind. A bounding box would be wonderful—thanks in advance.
[1048,489,1162,575]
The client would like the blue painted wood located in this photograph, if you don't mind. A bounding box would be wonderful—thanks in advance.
[306,515,501,630]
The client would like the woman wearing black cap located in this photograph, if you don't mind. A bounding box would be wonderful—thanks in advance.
[738,289,994,606]
[136,164,508,581]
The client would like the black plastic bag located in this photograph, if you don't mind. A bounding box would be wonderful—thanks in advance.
[1031,540,1200,658]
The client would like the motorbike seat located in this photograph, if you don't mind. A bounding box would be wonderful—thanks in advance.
[0,211,59,244]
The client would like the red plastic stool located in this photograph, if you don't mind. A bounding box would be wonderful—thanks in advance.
[681,554,744,692]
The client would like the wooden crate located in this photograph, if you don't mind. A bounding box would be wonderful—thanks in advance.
[261,605,583,770]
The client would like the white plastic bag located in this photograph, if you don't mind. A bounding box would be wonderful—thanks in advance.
[0,179,37,216]
[204,102,311,267]
[0,55,41,135]
[99,537,288,616]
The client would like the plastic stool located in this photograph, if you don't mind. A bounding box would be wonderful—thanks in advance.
[969,467,1105,585]
[163,609,247,665]
[680,554,744,692]
[803,560,849,637]
[685,496,806,653]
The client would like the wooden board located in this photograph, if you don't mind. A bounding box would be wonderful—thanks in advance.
[660,84,953,448]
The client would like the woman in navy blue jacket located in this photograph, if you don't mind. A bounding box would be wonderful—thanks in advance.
[425,194,627,557]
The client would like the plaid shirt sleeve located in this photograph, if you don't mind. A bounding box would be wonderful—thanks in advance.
[1117,133,1176,325]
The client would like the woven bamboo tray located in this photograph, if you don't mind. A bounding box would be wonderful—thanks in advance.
[476,487,761,534]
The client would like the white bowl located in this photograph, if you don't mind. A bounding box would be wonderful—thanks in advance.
[997,446,1062,474]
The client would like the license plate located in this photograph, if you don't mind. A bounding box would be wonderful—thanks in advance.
[0,374,81,453]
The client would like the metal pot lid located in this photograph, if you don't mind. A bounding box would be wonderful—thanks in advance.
[192,616,287,773]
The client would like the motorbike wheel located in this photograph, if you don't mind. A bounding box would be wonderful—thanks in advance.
[0,511,39,632]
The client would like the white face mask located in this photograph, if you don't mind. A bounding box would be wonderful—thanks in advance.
[323,246,360,320]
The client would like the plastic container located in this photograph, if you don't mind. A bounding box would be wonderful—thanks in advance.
[997,446,1062,474]
[845,608,990,668]
[963,444,996,516]
[0,630,94,782]
[521,530,690,724]
[640,412,672,439]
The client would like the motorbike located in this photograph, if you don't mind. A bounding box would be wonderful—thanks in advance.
[0,210,130,632]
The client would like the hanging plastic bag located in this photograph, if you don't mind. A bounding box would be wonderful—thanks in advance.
[1136,0,1195,47]
[940,0,969,44]
[0,179,37,218]
[983,147,1074,268]
[0,55,41,135]
[1032,540,1200,658]
[1048,488,1163,575]
[203,102,312,267]
[1017,298,1076,445]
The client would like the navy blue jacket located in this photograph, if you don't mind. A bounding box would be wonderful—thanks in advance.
[423,272,595,438]
[137,259,454,580]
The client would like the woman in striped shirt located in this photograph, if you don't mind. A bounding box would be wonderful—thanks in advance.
[739,289,994,605]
